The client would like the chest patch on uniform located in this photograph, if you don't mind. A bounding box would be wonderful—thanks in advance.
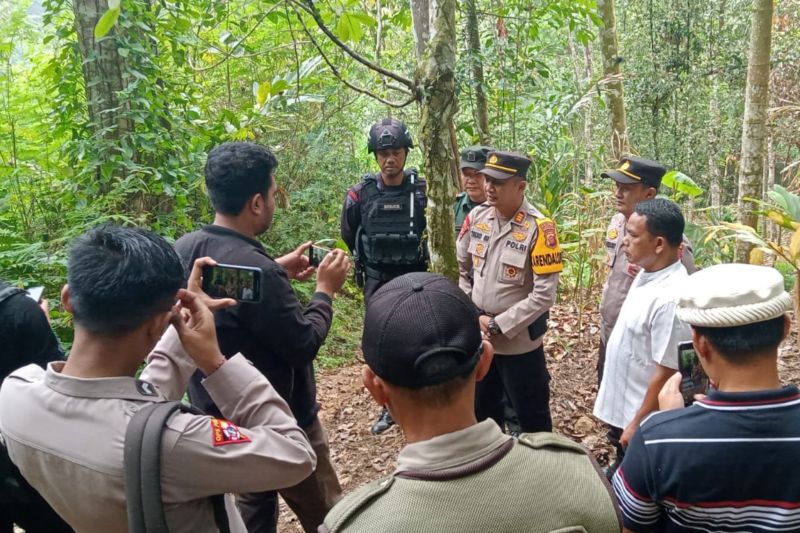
[531,218,563,274]
[474,222,491,233]
[512,231,526,242]
[211,419,252,447]
[607,228,618,240]
[504,240,528,253]
[380,203,402,211]
[473,256,481,268]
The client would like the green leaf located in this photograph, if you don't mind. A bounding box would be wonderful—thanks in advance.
[117,47,129,57]
[270,79,289,95]
[661,170,703,197]
[256,82,270,106]
[94,7,120,39]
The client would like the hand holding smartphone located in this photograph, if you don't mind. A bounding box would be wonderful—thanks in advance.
[201,264,262,303]
[307,245,332,267]
[677,341,709,406]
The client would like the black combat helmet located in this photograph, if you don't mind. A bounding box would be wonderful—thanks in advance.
[367,118,414,153]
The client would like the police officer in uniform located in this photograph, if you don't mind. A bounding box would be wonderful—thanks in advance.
[598,155,696,386]
[457,151,562,433]
[453,145,492,235]
[341,118,428,435]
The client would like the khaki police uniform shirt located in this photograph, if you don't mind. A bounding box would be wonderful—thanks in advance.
[456,200,561,355]
[0,327,316,533]
[599,213,697,343]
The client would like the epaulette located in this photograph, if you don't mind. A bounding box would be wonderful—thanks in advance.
[517,432,588,456]
[323,475,395,531]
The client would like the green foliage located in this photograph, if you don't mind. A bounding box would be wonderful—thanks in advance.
[2,0,799,354]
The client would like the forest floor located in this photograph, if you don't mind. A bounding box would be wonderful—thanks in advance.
[278,302,800,532]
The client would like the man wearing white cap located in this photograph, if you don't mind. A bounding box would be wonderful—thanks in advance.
[613,263,798,533]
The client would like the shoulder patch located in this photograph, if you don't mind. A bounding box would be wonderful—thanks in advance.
[531,218,563,274]
[513,211,525,224]
[210,419,252,447]
[458,214,471,240]
[517,433,588,455]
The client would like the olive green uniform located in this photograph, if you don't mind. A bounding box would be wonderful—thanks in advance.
[321,420,621,533]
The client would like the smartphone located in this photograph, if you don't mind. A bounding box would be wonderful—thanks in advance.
[308,245,332,267]
[26,286,44,303]
[677,341,709,406]
[201,264,262,303]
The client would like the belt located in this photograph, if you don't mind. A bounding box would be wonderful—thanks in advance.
[476,308,496,317]
[364,266,401,282]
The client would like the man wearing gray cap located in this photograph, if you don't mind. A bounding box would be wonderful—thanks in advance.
[613,263,798,533]
[321,273,621,533]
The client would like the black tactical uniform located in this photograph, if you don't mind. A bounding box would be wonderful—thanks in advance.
[341,118,429,434]
[341,170,428,302]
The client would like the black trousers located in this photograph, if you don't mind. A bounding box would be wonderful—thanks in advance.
[475,345,552,433]
[237,418,341,533]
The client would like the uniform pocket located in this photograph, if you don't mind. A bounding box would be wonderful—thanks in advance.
[498,249,526,285]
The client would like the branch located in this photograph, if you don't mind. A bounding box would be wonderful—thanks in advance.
[291,0,416,91]
[293,8,416,108]
[189,1,287,73]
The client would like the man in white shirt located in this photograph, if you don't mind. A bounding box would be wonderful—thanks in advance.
[594,198,691,475]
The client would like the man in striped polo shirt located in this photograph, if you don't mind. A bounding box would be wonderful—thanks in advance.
[613,263,798,533]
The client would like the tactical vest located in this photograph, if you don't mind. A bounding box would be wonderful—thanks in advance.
[357,172,426,269]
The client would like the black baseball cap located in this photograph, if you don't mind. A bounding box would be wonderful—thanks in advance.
[480,150,531,180]
[460,145,494,171]
[601,155,665,188]
[362,273,483,389]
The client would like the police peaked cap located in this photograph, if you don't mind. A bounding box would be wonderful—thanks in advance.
[367,118,414,154]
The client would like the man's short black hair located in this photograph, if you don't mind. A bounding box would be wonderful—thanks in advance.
[67,224,185,334]
[694,316,786,364]
[205,142,278,215]
[634,198,684,247]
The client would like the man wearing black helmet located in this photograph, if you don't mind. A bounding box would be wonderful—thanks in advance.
[341,118,429,435]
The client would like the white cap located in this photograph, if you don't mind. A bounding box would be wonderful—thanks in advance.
[676,264,793,327]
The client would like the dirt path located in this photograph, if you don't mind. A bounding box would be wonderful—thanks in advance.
[279,304,800,531]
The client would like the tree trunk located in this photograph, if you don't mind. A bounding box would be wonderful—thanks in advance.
[410,0,431,61]
[736,0,773,262]
[73,0,130,144]
[596,0,628,160]
[413,0,459,278]
[464,0,490,145]
[582,35,594,186]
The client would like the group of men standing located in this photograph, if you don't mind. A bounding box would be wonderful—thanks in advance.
[3,115,800,533]
[341,118,562,437]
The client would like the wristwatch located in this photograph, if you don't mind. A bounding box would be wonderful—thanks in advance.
[488,317,502,336]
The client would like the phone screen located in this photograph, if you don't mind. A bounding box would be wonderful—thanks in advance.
[26,286,44,303]
[308,245,331,267]
[201,264,262,303]
[678,341,709,406]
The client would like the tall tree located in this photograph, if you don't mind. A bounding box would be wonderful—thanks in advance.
[73,0,130,147]
[464,0,491,145]
[596,0,628,159]
[412,0,459,277]
[736,0,773,262]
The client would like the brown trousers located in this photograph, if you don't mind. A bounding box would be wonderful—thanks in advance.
[237,417,341,532]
